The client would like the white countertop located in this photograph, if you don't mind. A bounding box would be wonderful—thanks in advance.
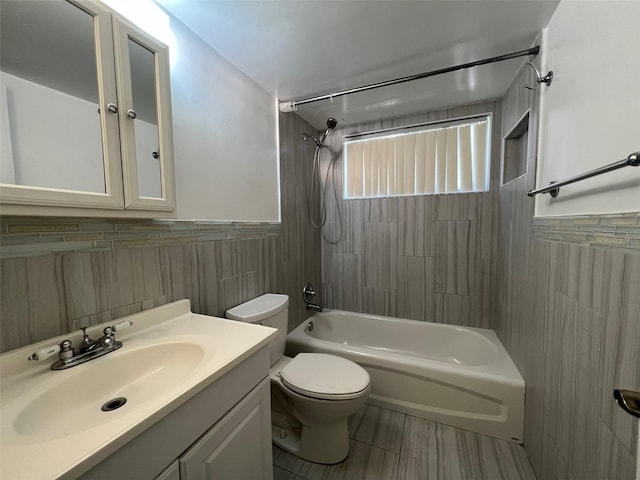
[0,300,276,479]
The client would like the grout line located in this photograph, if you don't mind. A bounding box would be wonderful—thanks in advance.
[394,413,408,480]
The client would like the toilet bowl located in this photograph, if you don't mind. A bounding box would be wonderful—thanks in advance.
[226,294,370,464]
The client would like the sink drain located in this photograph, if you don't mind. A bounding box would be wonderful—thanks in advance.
[101,397,127,412]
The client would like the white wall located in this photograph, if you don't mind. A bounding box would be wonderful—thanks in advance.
[168,15,280,221]
[536,0,640,217]
[103,0,280,222]
[0,81,16,184]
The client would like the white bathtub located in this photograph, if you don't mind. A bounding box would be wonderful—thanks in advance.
[285,310,524,443]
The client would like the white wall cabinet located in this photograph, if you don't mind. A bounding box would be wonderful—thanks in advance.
[0,0,175,218]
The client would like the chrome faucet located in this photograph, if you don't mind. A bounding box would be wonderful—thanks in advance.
[28,321,133,370]
[79,326,117,354]
[302,282,323,312]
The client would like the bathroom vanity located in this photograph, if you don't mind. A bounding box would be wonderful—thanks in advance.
[0,301,276,479]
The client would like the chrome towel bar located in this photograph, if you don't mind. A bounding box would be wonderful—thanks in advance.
[613,389,640,419]
[527,151,640,197]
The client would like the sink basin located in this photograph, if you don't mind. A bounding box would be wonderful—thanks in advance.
[0,299,277,480]
[13,342,204,440]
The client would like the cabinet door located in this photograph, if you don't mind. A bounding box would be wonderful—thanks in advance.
[180,379,273,480]
[112,18,176,213]
[0,0,124,210]
[155,461,180,480]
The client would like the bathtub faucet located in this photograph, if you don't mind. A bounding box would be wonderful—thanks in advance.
[302,282,323,312]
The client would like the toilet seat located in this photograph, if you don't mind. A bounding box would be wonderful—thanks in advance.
[280,353,370,401]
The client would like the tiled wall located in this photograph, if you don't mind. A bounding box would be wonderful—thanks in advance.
[0,112,321,352]
[278,112,322,331]
[495,57,639,479]
[0,219,282,352]
[319,102,501,328]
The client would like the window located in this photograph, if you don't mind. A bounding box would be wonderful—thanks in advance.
[343,115,491,199]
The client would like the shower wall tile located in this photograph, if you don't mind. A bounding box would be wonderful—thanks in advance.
[495,52,639,480]
[277,112,322,331]
[434,293,479,327]
[396,256,434,322]
[397,196,435,257]
[364,222,398,290]
[322,102,501,328]
[361,287,397,318]
[435,220,475,295]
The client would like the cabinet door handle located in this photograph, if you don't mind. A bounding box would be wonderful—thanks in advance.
[127,109,137,119]
[107,103,118,114]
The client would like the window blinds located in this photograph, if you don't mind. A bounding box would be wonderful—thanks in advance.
[344,118,490,199]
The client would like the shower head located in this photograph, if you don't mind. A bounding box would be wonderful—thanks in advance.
[319,117,338,146]
[303,118,338,148]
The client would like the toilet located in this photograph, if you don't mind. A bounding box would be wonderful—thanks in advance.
[225,294,370,464]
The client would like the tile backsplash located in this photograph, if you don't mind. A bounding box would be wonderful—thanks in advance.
[0,218,282,352]
[1,217,280,258]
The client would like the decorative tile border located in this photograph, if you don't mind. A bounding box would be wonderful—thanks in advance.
[532,213,640,251]
[0,217,282,258]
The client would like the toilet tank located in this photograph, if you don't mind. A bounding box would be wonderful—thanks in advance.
[225,294,289,366]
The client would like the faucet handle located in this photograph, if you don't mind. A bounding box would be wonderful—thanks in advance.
[28,344,61,361]
[302,282,317,303]
[28,339,73,362]
[113,320,133,332]
[302,283,316,296]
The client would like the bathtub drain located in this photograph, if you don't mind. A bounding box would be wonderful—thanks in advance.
[101,397,127,412]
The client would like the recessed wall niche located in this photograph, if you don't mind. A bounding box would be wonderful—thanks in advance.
[502,110,530,184]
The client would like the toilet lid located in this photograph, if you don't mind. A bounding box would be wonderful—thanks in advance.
[280,353,370,400]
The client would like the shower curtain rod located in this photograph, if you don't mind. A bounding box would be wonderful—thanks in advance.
[279,46,540,112]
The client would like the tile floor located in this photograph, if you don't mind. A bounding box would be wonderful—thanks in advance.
[273,404,535,480]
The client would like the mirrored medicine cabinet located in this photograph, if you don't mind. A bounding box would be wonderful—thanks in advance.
[0,0,176,217]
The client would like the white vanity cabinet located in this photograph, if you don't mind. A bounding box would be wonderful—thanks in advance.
[0,0,176,218]
[80,346,273,480]
[179,377,272,480]
[156,462,181,480]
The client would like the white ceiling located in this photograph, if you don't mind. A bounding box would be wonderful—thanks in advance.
[157,0,559,130]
